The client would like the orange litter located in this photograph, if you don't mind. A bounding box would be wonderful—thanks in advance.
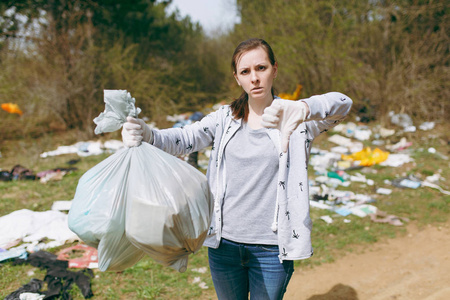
[1,103,23,116]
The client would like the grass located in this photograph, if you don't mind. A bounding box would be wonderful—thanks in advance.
[0,122,449,299]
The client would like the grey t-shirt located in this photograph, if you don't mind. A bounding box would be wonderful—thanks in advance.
[221,121,279,245]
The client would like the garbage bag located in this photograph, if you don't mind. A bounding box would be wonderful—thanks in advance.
[126,144,212,273]
[68,89,213,272]
[68,148,145,271]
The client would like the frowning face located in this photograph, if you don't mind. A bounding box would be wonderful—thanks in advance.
[234,47,278,103]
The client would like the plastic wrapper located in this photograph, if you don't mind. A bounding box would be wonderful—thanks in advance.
[68,90,213,272]
[341,147,389,167]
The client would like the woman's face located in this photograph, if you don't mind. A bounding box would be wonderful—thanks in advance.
[234,47,278,102]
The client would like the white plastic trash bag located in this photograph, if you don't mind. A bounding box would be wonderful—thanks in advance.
[68,90,213,272]
[68,148,145,271]
[126,144,212,273]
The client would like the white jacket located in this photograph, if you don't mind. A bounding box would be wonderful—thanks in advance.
[152,92,352,262]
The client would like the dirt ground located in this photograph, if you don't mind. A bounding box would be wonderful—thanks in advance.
[285,221,450,300]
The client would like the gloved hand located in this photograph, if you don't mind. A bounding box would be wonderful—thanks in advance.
[261,99,309,152]
[121,116,153,148]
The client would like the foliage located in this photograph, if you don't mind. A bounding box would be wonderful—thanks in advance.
[232,0,449,121]
[0,0,226,140]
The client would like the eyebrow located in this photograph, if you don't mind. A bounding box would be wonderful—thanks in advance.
[238,62,268,70]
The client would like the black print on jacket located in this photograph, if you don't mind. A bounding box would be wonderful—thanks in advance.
[175,138,181,145]
[299,182,303,191]
[292,230,299,239]
[300,129,308,135]
[279,181,286,190]
[203,127,208,133]
[281,248,288,257]
[186,144,193,150]
[285,210,290,220]
[305,139,311,148]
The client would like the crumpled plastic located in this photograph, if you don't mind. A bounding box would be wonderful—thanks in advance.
[341,147,389,167]
[93,90,141,134]
[69,90,212,272]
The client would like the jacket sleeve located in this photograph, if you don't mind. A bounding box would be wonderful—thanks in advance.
[151,110,220,156]
[302,92,353,138]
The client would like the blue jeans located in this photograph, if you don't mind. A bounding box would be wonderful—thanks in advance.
[208,238,294,300]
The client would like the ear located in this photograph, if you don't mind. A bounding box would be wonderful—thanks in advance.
[234,72,241,86]
[273,62,278,79]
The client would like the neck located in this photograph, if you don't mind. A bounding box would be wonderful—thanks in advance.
[248,94,274,116]
[246,94,274,129]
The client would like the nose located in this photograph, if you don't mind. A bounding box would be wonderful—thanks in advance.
[250,70,259,83]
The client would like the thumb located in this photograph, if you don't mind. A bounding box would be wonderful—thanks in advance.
[126,116,139,124]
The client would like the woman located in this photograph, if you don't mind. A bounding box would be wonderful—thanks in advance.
[122,38,352,300]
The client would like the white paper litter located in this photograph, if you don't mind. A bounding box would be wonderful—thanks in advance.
[0,209,79,249]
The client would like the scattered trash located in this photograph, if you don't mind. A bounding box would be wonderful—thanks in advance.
[385,137,412,152]
[378,127,395,138]
[320,215,333,224]
[421,181,450,196]
[11,165,36,180]
[369,210,410,226]
[40,140,124,158]
[57,244,98,269]
[376,188,392,195]
[192,267,208,273]
[192,277,209,289]
[379,153,413,167]
[0,209,79,250]
[389,111,416,132]
[392,175,422,189]
[8,251,94,299]
[349,204,378,218]
[419,121,435,131]
[278,84,302,100]
[335,207,352,217]
[38,168,76,184]
[341,147,389,167]
[1,102,23,116]
[0,247,28,263]
[51,200,73,211]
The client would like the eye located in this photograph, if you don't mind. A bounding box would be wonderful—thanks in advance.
[258,65,266,71]
[240,69,248,75]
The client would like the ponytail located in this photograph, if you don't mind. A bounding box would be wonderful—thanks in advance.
[230,92,249,121]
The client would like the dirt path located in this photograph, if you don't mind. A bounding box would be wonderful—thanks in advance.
[285,221,450,300]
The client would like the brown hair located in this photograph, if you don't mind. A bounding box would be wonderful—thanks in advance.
[230,38,277,121]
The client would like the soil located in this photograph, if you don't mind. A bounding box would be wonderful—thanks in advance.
[284,221,450,300]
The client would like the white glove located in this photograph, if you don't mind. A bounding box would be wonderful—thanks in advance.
[261,99,309,152]
[121,116,153,148]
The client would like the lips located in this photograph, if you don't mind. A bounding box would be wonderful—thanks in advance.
[252,87,263,92]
